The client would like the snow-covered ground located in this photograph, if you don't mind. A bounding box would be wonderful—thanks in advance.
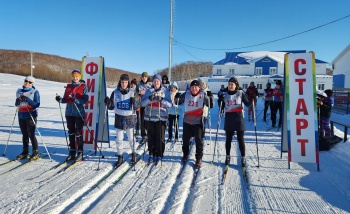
[0,73,350,214]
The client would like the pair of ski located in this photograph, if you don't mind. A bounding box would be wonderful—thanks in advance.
[93,153,143,188]
[0,154,49,176]
[221,164,249,189]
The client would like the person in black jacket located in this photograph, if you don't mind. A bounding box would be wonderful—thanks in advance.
[319,89,334,137]
[218,77,251,167]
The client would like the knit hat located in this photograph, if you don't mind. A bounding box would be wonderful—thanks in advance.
[275,80,282,85]
[170,81,178,89]
[141,72,148,77]
[198,78,207,90]
[131,78,137,85]
[250,81,255,86]
[25,76,35,83]
[152,74,162,82]
[316,90,327,98]
[71,69,81,77]
[162,75,168,81]
[120,74,129,81]
[228,77,239,88]
[324,89,333,97]
[266,82,271,87]
[190,80,200,87]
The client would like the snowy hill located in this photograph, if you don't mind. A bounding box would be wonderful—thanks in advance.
[0,73,350,213]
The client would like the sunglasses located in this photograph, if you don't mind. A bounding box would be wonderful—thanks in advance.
[24,80,33,84]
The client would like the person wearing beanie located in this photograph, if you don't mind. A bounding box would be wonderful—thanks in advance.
[245,81,259,122]
[141,74,172,165]
[104,74,139,167]
[263,83,274,122]
[167,81,181,142]
[319,89,334,137]
[198,78,214,144]
[218,77,251,167]
[138,72,151,144]
[174,79,214,167]
[55,69,89,162]
[162,75,170,89]
[271,79,284,127]
[15,76,41,160]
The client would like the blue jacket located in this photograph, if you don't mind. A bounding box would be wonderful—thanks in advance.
[15,86,40,120]
[59,82,88,118]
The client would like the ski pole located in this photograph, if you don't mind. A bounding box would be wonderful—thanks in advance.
[25,105,52,161]
[252,98,260,167]
[69,97,105,159]
[97,104,108,170]
[2,106,19,156]
[57,93,69,151]
[211,101,223,164]
[207,96,212,145]
[172,98,180,159]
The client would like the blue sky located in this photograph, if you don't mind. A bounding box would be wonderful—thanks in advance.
[1,1,349,76]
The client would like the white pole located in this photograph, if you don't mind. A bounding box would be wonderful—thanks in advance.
[168,0,173,82]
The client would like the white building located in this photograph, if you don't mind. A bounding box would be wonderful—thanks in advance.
[331,44,350,89]
[206,50,332,93]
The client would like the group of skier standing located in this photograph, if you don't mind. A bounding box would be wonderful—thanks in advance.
[14,70,289,170]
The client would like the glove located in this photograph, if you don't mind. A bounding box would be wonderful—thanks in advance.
[148,94,154,101]
[206,91,212,97]
[55,95,61,102]
[154,95,163,102]
[175,92,181,99]
[16,97,22,103]
[69,96,76,103]
[104,97,110,105]
[19,94,27,102]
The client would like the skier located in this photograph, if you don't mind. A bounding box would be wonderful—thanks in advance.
[245,81,259,121]
[162,74,170,89]
[263,83,274,122]
[137,72,151,145]
[15,76,41,160]
[141,74,172,164]
[167,81,180,142]
[55,69,88,161]
[271,80,283,127]
[104,74,139,167]
[218,77,251,167]
[175,80,213,167]
[198,78,214,144]
[320,89,334,136]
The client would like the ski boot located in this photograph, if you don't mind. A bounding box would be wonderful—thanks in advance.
[225,155,230,165]
[181,155,188,162]
[195,158,202,168]
[130,153,137,165]
[241,157,246,167]
[29,149,40,161]
[16,149,29,160]
[75,150,83,162]
[66,149,76,162]
[155,157,161,165]
[114,155,123,168]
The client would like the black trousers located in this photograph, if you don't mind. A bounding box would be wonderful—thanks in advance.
[146,120,166,158]
[168,114,179,139]
[182,122,203,160]
[66,116,85,151]
[225,130,245,157]
[19,118,38,151]
[264,100,273,120]
[271,101,282,126]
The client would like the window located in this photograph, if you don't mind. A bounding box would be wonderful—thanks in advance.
[318,84,325,90]
[217,69,222,75]
[229,69,234,75]
[270,67,277,75]
[257,83,262,90]
[256,67,262,75]
[242,83,248,89]
[262,58,271,62]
